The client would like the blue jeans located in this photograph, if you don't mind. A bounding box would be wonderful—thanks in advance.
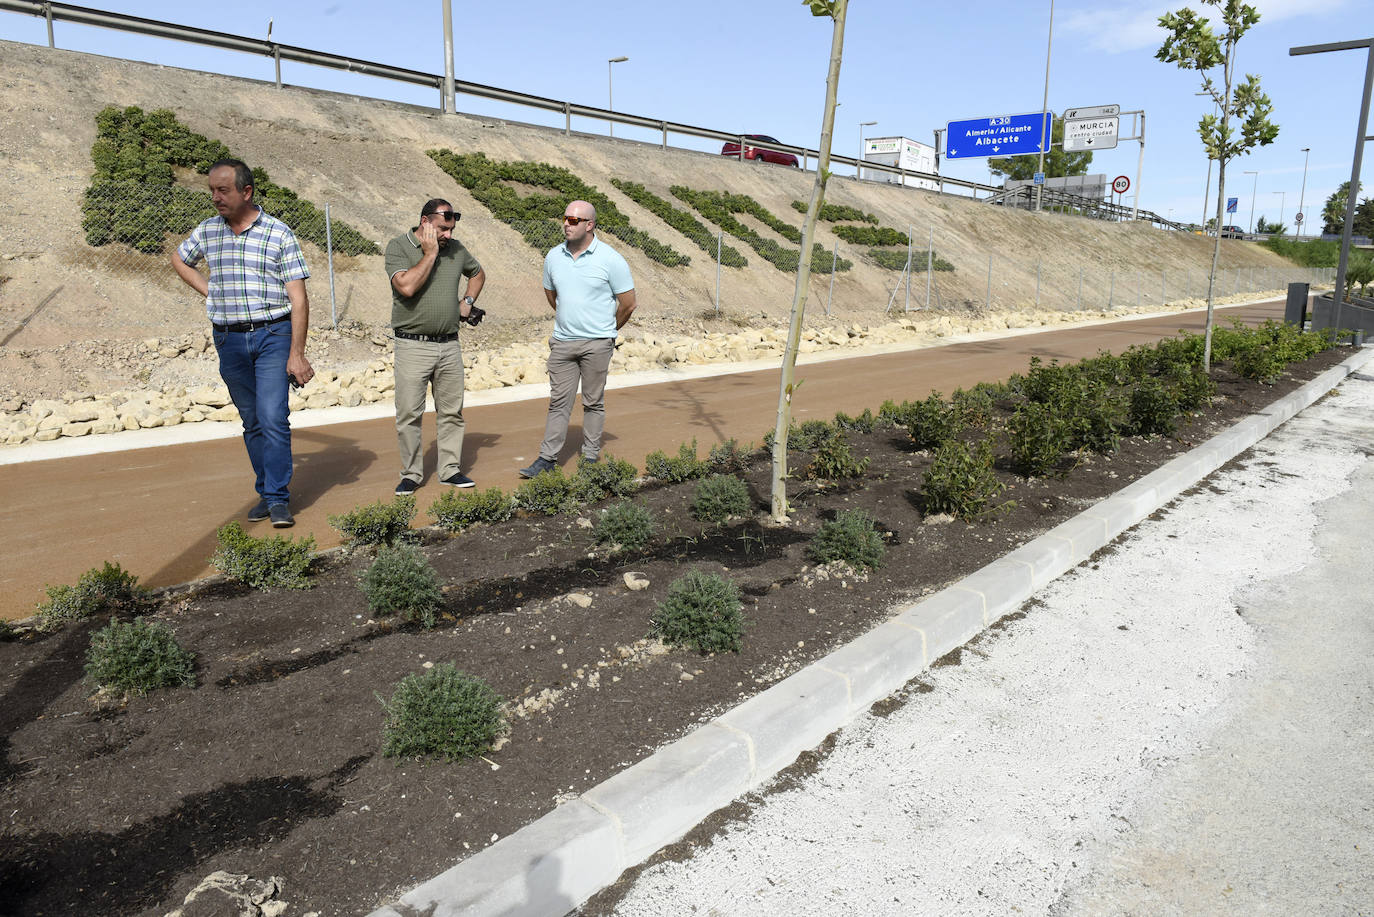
[214,321,294,504]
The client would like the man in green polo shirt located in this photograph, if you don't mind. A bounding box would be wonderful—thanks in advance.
[385,199,486,494]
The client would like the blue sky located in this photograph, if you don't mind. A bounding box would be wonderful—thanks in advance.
[2,0,1366,234]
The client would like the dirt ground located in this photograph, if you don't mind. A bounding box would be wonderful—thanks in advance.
[0,346,1345,917]
[0,40,1291,404]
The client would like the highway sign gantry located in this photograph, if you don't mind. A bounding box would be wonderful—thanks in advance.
[945,112,1054,160]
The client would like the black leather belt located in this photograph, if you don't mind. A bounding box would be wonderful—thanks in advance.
[394,330,459,343]
[213,313,290,333]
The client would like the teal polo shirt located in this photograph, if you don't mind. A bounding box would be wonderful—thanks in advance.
[542,235,634,341]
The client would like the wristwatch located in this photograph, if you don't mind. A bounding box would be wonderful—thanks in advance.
[462,296,475,306]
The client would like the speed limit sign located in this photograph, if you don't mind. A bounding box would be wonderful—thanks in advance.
[1112,175,1131,194]
[1295,212,1304,224]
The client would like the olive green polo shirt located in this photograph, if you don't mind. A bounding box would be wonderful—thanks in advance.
[385,229,483,335]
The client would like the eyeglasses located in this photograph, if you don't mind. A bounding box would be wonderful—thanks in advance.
[426,210,459,221]
[563,215,592,226]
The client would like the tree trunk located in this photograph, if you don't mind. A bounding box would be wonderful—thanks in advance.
[1203,34,1238,374]
[770,0,847,521]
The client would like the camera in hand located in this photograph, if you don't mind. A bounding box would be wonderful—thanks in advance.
[462,305,485,327]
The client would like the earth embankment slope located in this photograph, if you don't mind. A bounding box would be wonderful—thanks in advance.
[0,39,1286,399]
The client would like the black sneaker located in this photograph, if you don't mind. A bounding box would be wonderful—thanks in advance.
[248,498,270,521]
[395,478,420,496]
[442,471,476,488]
[269,503,294,528]
[518,457,557,478]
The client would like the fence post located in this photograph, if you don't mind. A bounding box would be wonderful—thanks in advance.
[926,225,934,310]
[325,203,338,329]
[661,121,668,150]
[986,254,992,311]
[1035,259,1041,309]
[1137,271,1142,308]
[905,227,913,313]
[45,3,55,47]
[564,102,571,135]
[1161,270,1166,306]
[715,231,722,315]
[1108,270,1115,309]
[826,242,837,316]
[1077,266,1083,310]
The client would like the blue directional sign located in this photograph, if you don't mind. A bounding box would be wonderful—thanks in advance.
[945,112,1054,159]
[1227,197,1238,213]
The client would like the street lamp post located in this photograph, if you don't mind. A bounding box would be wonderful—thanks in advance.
[607,56,628,137]
[1297,147,1311,239]
[858,121,876,179]
[1272,190,1286,233]
[1243,170,1259,234]
[1035,0,1055,212]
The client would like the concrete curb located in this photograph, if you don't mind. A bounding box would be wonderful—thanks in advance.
[369,346,1374,917]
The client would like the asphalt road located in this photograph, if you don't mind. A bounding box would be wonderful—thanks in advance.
[0,301,1285,619]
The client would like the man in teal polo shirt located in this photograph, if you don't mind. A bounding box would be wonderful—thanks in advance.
[519,199,637,477]
[386,198,486,494]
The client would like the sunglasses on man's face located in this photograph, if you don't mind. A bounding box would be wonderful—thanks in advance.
[427,210,459,221]
[563,215,592,226]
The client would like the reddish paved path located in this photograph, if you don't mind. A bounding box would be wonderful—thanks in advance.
[1,301,1284,619]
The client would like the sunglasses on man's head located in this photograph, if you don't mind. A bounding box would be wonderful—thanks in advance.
[563,215,592,225]
[426,210,459,221]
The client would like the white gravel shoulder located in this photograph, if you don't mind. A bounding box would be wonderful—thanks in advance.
[600,372,1374,917]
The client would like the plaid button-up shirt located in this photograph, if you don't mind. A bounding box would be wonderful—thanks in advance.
[177,207,310,324]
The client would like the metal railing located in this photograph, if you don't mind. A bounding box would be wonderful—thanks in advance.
[0,0,996,199]
[986,185,1187,231]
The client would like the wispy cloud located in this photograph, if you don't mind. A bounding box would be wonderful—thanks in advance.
[1061,0,1350,54]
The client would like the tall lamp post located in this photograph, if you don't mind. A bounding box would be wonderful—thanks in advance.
[607,56,628,137]
[1297,147,1311,239]
[858,120,876,179]
[1272,190,1286,233]
[1243,169,1259,234]
[1035,0,1055,212]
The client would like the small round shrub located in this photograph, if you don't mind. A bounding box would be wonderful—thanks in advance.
[905,393,963,450]
[920,438,1005,520]
[429,487,513,532]
[85,617,196,695]
[951,387,995,427]
[792,419,835,451]
[1164,363,1216,410]
[361,544,444,628]
[808,509,885,570]
[36,562,148,632]
[212,522,315,589]
[1008,401,1072,477]
[707,438,753,473]
[1128,379,1179,436]
[512,467,576,516]
[570,454,639,504]
[328,495,417,546]
[594,500,655,549]
[644,440,709,483]
[650,569,746,654]
[832,408,876,434]
[378,663,506,760]
[1068,388,1127,455]
[1232,344,1284,383]
[807,431,870,480]
[690,474,753,525]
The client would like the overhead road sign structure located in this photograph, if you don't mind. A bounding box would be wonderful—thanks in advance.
[1064,116,1119,151]
[944,112,1054,159]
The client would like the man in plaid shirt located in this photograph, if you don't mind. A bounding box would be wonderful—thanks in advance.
[171,158,316,528]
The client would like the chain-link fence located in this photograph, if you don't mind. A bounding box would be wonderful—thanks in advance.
[51,188,1339,340]
[78,181,373,328]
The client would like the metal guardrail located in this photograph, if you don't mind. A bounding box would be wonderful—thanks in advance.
[1,0,998,199]
[987,185,1187,231]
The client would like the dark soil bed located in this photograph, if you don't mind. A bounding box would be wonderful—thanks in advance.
[0,346,1349,917]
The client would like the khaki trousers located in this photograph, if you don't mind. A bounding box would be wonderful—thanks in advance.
[393,337,465,482]
[538,337,614,462]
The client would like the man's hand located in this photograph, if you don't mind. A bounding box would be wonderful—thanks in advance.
[417,221,440,258]
[287,352,315,387]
